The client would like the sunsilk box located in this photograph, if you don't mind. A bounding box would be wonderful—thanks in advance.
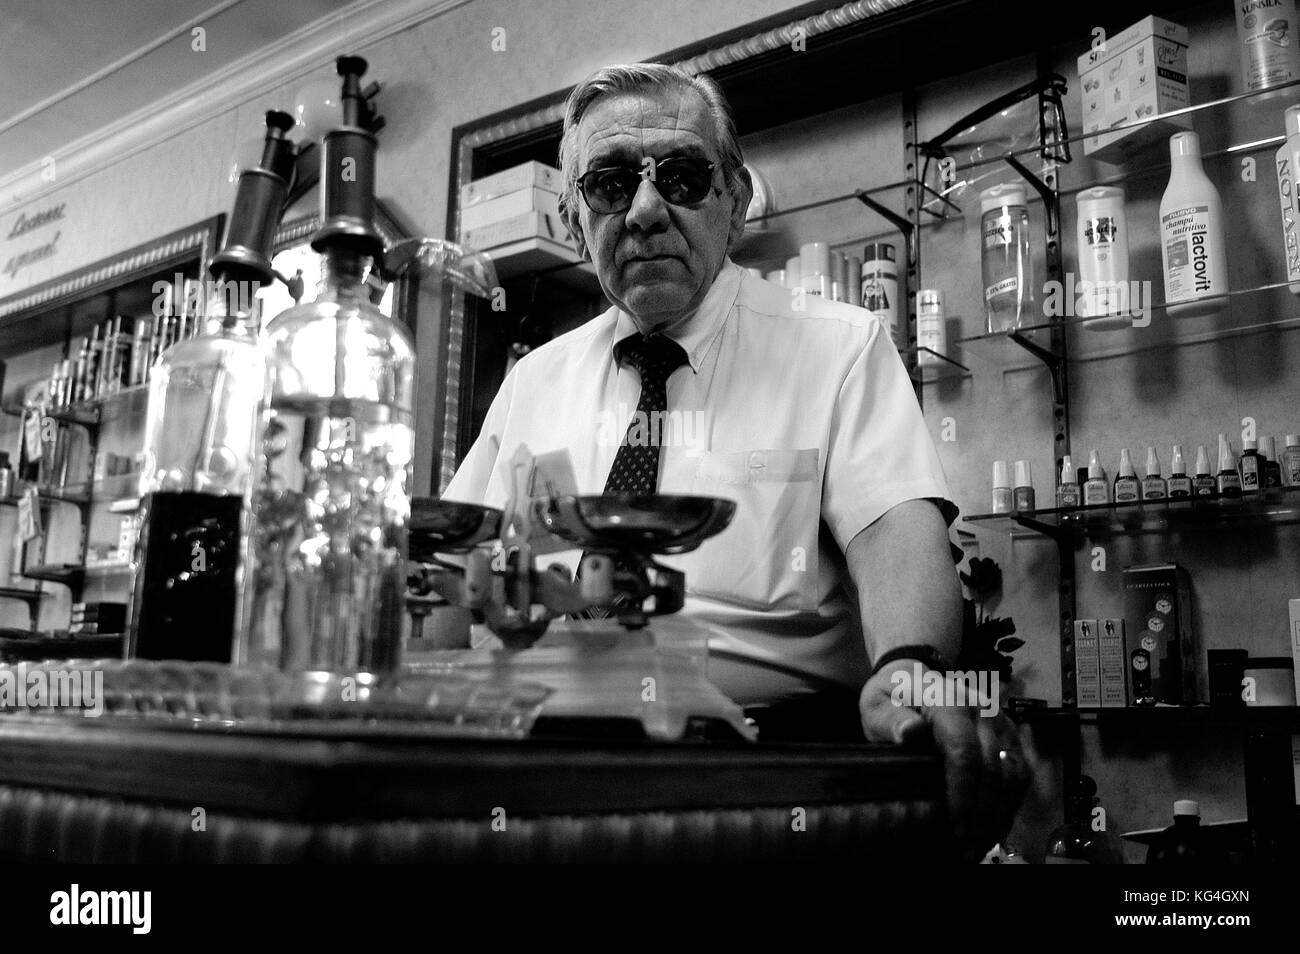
[1078,15,1192,164]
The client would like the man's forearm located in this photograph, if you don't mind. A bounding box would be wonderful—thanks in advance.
[844,499,962,667]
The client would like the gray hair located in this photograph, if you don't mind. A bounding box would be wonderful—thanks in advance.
[557,63,746,223]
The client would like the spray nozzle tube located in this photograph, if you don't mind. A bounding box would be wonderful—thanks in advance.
[310,55,383,258]
[210,110,297,288]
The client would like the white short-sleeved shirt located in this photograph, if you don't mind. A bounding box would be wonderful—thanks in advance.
[443,258,954,705]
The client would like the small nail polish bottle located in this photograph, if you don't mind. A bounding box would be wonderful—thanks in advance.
[1056,454,1080,508]
[1192,444,1216,497]
[992,460,1013,514]
[1140,446,1166,500]
[1216,433,1242,498]
[1013,459,1035,515]
[1114,448,1140,503]
[1167,445,1192,498]
[1083,449,1109,505]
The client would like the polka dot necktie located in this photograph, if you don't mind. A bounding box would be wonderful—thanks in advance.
[577,331,689,619]
[602,332,690,495]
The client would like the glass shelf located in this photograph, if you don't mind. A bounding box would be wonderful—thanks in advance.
[733,180,912,278]
[964,487,1300,538]
[1012,704,1300,731]
[906,345,971,383]
[62,472,141,502]
[0,587,46,604]
[928,76,1300,187]
[0,488,92,508]
[80,562,132,575]
[741,177,909,231]
[956,285,1300,370]
[22,564,86,586]
[2,474,138,509]
[1,383,150,427]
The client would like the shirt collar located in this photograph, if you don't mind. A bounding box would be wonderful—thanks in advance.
[612,258,743,373]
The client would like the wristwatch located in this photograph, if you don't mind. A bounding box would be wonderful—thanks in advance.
[869,645,952,681]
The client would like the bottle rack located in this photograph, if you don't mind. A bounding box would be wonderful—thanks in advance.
[965,487,1300,537]
[0,385,147,606]
[942,68,1300,856]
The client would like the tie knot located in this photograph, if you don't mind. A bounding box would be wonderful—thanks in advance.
[616,332,688,381]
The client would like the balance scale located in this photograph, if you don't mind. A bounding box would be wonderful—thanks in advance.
[406,450,752,739]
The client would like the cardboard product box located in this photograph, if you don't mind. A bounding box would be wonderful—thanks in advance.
[1075,619,1102,708]
[1123,563,1198,704]
[1099,618,1128,707]
[459,161,562,209]
[461,211,576,252]
[1078,15,1191,164]
[460,187,563,232]
[1289,598,1300,705]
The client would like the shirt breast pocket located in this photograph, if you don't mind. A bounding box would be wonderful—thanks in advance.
[684,448,821,612]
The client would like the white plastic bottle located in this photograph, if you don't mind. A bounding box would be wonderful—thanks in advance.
[1235,0,1300,93]
[862,242,901,346]
[916,289,946,366]
[1275,104,1300,294]
[1159,131,1229,318]
[1076,186,1131,329]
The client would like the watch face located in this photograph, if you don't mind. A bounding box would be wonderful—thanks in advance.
[1146,615,1165,633]
[1132,654,1149,672]
[1141,634,1158,652]
[1155,597,1173,615]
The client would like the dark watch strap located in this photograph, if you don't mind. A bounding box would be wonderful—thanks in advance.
[869,645,952,681]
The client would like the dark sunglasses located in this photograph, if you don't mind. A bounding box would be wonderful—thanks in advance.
[576,157,718,214]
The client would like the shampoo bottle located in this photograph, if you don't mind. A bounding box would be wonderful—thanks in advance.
[1160,131,1229,318]
[1275,105,1300,294]
[1114,448,1141,503]
[1236,2,1300,93]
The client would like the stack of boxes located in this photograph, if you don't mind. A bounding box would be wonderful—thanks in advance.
[1078,15,1191,164]
[70,601,126,635]
[1074,618,1129,708]
[458,161,580,275]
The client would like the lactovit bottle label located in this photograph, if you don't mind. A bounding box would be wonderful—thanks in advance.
[1161,205,1220,301]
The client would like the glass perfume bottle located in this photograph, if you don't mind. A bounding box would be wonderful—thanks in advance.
[250,57,415,675]
[1045,776,1122,864]
[129,111,296,664]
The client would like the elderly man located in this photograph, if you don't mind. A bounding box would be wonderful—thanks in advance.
[444,63,1030,853]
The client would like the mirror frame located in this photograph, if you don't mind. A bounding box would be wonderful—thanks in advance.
[436,1,893,492]
[0,215,224,354]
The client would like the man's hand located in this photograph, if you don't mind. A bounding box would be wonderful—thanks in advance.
[859,659,1034,862]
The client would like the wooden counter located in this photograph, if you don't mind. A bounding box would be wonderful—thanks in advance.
[0,718,951,862]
